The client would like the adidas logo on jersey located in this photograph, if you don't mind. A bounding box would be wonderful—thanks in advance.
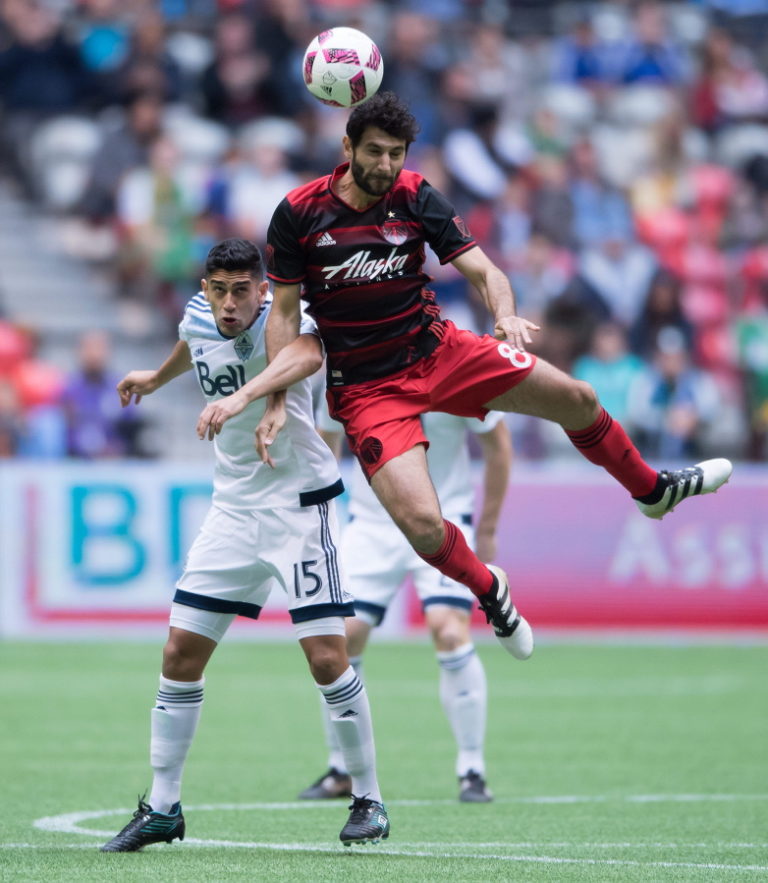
[316,231,337,247]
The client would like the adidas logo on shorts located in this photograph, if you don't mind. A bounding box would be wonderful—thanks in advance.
[316,231,336,247]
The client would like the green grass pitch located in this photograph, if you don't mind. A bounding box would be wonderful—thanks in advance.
[2,638,766,881]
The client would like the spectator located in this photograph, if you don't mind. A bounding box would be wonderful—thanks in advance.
[573,321,645,424]
[0,378,22,457]
[629,269,695,360]
[550,13,613,93]
[690,26,768,131]
[508,231,572,327]
[567,137,634,248]
[627,326,720,459]
[60,330,144,458]
[0,1,89,185]
[77,90,165,223]
[577,232,659,329]
[114,133,201,327]
[112,7,183,105]
[198,12,273,127]
[205,126,302,248]
[612,1,689,87]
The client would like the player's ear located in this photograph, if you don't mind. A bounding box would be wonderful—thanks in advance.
[342,135,352,157]
[258,280,269,301]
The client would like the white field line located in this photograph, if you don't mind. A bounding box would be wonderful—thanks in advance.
[18,796,768,874]
[5,840,768,873]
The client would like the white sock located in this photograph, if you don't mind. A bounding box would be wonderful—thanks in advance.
[437,643,487,777]
[317,664,381,802]
[322,655,363,774]
[148,675,204,814]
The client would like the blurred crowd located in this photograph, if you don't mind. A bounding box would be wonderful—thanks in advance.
[0,0,767,462]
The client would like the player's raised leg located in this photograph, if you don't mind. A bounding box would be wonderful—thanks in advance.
[370,445,533,659]
[485,357,733,519]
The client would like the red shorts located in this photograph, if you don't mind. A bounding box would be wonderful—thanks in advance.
[326,320,536,479]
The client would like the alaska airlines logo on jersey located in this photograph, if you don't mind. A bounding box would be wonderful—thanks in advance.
[195,361,246,396]
[234,331,254,361]
[321,247,409,281]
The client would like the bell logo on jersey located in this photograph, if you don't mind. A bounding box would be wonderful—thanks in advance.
[322,247,408,281]
[195,361,247,397]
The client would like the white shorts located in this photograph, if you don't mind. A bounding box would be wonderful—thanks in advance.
[171,501,354,642]
[341,513,476,626]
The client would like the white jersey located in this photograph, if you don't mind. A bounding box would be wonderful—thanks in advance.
[179,292,342,511]
[315,401,504,522]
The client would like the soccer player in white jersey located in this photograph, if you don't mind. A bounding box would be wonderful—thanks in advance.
[101,239,389,852]
[297,405,512,804]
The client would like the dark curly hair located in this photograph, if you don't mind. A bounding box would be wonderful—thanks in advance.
[346,91,420,149]
[204,238,264,280]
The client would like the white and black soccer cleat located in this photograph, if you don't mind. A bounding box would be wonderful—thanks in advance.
[634,458,733,520]
[478,565,534,660]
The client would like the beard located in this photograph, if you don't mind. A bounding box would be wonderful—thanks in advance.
[350,157,397,196]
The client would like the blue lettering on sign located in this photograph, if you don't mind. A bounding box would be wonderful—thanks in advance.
[70,485,146,586]
[168,484,212,575]
[195,362,246,396]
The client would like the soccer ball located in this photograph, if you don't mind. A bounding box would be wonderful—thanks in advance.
[302,27,383,109]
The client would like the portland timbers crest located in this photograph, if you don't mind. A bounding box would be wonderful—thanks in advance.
[234,332,254,361]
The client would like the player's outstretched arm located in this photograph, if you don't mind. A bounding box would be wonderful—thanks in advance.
[451,247,540,352]
[116,341,192,406]
[196,333,324,440]
[475,419,513,563]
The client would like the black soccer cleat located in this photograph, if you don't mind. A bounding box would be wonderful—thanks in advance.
[477,565,534,659]
[298,767,353,800]
[458,770,494,803]
[634,458,733,520]
[339,795,390,846]
[99,797,185,852]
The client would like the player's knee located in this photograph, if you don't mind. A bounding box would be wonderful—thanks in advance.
[162,639,204,681]
[307,646,346,685]
[568,378,599,420]
[400,509,444,552]
[430,612,470,652]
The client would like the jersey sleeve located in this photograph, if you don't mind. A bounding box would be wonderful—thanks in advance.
[178,292,211,342]
[266,198,305,284]
[416,180,477,265]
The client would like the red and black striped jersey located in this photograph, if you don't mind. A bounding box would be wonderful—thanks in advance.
[266,162,476,386]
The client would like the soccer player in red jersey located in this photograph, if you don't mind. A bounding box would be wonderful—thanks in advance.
[211,92,732,656]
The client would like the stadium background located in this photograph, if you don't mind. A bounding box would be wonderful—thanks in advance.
[0,0,766,639]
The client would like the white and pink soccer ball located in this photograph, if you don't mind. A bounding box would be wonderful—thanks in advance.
[302,27,384,109]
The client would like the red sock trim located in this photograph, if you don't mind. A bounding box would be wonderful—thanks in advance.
[418,520,494,598]
[566,408,658,497]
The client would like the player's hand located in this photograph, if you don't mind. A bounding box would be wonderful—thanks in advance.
[254,399,287,467]
[116,370,159,406]
[196,391,248,440]
[493,315,540,352]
